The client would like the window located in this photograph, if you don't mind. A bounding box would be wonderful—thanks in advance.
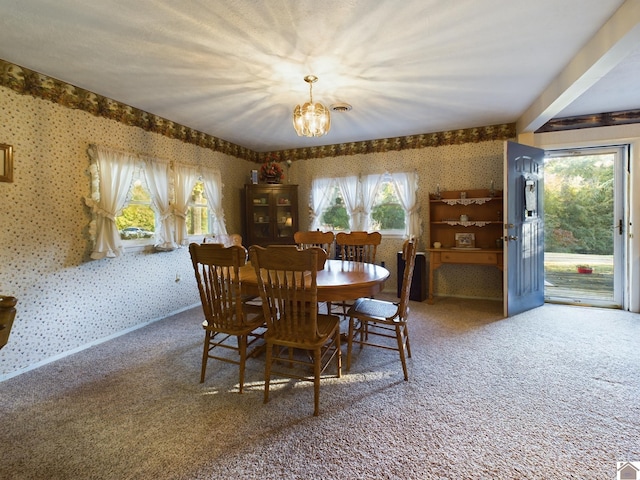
[86,145,229,259]
[311,172,418,237]
[320,184,350,231]
[186,181,211,236]
[115,172,155,243]
[370,176,406,233]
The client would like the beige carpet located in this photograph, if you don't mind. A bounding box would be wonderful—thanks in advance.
[1,295,638,479]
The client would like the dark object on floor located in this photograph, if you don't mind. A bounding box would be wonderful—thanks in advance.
[0,296,17,350]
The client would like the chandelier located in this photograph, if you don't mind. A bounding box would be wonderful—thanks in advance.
[293,75,331,137]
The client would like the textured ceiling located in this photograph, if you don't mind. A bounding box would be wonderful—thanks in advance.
[0,0,639,153]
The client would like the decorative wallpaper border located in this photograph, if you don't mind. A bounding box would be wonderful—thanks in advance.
[0,58,515,163]
[272,123,516,162]
[536,109,640,133]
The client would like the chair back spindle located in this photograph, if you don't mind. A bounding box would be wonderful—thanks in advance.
[335,231,381,264]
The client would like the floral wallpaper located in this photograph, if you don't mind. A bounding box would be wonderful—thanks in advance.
[0,84,251,380]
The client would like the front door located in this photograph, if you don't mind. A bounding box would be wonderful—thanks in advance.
[504,141,545,317]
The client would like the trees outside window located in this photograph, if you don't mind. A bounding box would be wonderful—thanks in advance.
[544,154,614,254]
[320,185,350,230]
[371,179,406,232]
[116,176,155,240]
[186,181,210,235]
[87,145,227,257]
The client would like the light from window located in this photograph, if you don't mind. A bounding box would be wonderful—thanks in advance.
[116,177,155,241]
[186,181,210,235]
[321,185,350,230]
[370,179,406,232]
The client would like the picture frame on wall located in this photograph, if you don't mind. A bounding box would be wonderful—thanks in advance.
[455,232,475,248]
[0,144,13,183]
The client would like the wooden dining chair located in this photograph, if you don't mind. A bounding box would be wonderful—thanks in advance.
[189,243,265,392]
[249,245,341,416]
[334,231,383,315]
[294,230,335,258]
[203,233,263,309]
[294,230,335,313]
[335,231,381,264]
[346,237,418,381]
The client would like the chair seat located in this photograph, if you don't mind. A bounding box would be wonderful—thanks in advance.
[202,310,264,334]
[348,298,402,323]
[265,313,340,348]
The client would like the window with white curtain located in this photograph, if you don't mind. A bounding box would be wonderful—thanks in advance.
[115,168,156,245]
[86,144,227,257]
[318,184,350,231]
[311,172,420,237]
[370,173,406,234]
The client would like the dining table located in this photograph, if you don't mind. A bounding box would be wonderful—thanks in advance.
[238,258,390,302]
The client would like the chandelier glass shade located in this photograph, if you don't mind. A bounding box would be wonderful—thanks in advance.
[293,75,331,137]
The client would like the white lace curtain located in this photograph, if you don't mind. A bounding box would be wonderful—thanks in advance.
[85,145,137,259]
[200,167,227,236]
[336,175,360,230]
[360,174,382,231]
[390,171,420,238]
[144,157,176,251]
[173,163,200,246]
[310,177,336,231]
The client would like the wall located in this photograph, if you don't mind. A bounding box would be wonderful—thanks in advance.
[291,141,505,301]
[0,85,253,380]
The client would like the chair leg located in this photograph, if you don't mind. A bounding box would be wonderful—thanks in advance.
[395,325,409,381]
[238,335,247,393]
[335,330,342,378]
[404,324,412,358]
[347,316,354,371]
[313,347,321,416]
[358,320,366,350]
[264,343,273,404]
[200,331,211,383]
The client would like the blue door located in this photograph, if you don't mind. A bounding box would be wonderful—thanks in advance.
[504,141,545,317]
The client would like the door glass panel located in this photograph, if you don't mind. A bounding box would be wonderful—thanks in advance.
[544,146,624,307]
[250,191,269,239]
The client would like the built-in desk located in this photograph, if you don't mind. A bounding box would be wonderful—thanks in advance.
[427,248,503,304]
